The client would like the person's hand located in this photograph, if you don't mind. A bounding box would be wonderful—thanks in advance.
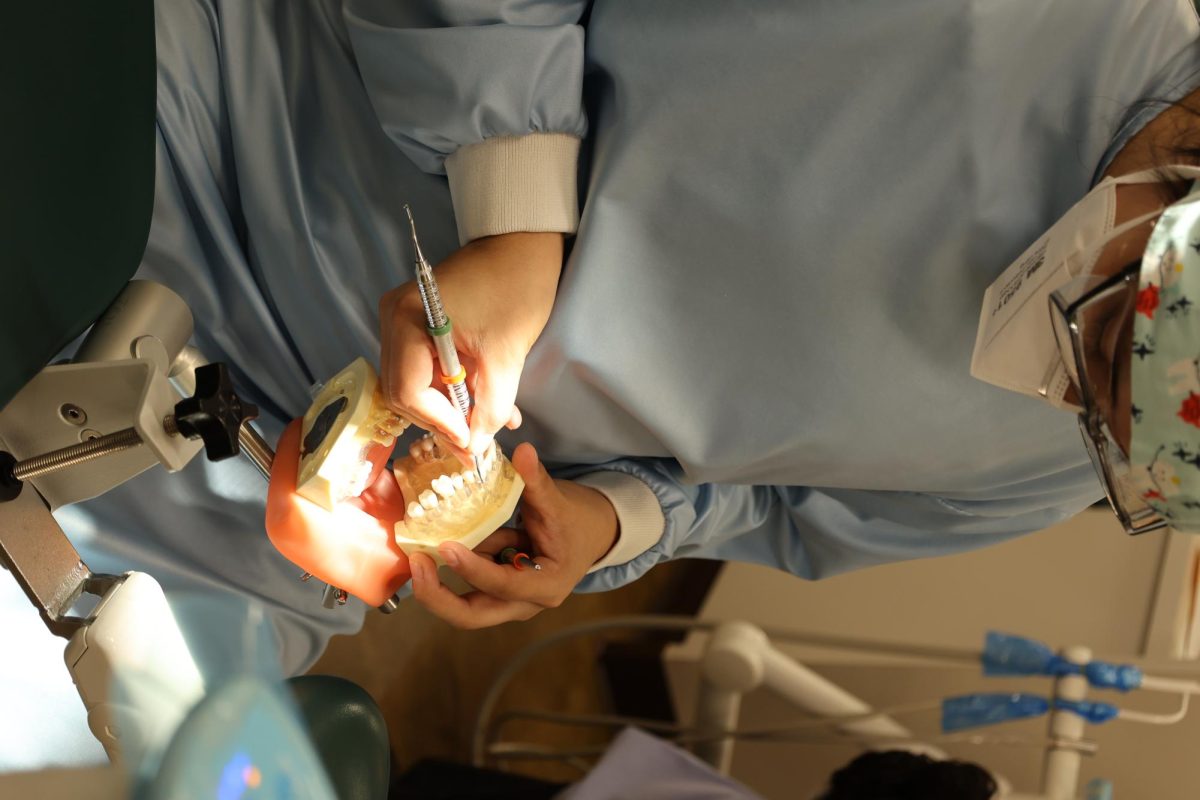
[265,420,411,606]
[408,443,619,629]
[379,232,563,463]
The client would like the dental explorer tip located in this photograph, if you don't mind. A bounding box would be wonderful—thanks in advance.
[403,203,426,265]
[473,454,485,483]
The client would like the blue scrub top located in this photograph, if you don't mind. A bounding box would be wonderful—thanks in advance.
[24,0,1200,721]
[343,0,1200,589]
[79,0,1200,647]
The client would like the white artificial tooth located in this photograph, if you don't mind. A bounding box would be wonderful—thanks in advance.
[450,473,465,492]
[432,475,454,498]
[351,461,373,495]
[419,489,439,510]
[409,442,423,461]
[407,502,425,519]
[420,436,435,452]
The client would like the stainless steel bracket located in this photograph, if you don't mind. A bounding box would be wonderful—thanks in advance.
[0,472,115,639]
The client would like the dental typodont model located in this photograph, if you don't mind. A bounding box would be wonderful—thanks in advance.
[297,358,410,511]
[297,358,524,564]
[391,430,523,564]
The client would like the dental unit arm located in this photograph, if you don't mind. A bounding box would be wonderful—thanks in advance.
[0,279,266,763]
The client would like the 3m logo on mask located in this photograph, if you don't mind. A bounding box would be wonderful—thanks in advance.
[991,242,1047,317]
[972,217,1080,401]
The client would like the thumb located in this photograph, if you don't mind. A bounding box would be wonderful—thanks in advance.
[511,442,558,512]
[469,352,523,455]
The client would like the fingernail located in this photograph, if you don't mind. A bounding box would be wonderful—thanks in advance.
[438,545,460,568]
[410,558,424,584]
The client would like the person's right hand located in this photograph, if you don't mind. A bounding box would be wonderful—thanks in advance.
[379,231,564,462]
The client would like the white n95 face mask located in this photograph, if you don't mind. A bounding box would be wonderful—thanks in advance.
[971,167,1190,408]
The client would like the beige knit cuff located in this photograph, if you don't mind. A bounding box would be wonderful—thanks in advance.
[444,133,581,245]
[574,471,666,573]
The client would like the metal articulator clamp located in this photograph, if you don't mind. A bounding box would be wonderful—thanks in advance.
[0,282,266,639]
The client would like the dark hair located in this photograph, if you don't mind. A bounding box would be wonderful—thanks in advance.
[816,750,997,800]
[1160,93,1200,163]
[1124,92,1200,204]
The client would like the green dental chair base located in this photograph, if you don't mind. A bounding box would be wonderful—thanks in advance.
[288,676,391,800]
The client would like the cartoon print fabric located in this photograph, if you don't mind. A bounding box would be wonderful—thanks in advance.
[1130,182,1200,528]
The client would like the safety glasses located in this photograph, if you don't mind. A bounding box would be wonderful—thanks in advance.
[1049,264,1167,535]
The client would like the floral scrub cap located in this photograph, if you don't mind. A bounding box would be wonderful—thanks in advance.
[1130,181,1200,530]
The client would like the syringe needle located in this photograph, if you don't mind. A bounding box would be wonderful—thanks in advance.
[405,203,483,481]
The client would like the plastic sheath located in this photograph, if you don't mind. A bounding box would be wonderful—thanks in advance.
[941,693,1049,732]
[982,632,1078,677]
[1083,661,1142,692]
[1056,699,1119,724]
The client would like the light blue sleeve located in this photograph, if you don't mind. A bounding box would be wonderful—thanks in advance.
[566,458,1101,593]
[342,0,589,174]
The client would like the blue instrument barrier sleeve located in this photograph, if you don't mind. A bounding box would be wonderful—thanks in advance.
[941,693,1049,732]
[1055,699,1121,724]
[981,633,1142,690]
[982,632,1079,678]
[1084,661,1143,692]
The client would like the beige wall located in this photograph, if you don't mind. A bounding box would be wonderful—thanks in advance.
[664,509,1200,799]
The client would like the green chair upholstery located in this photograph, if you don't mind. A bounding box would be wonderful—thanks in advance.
[288,676,392,800]
[0,2,156,411]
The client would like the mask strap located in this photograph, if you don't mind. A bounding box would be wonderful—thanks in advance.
[1108,164,1200,187]
[1076,207,1164,284]
[1104,207,1167,243]
[1040,207,1164,409]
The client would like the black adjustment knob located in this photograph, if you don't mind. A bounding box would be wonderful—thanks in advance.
[174,363,259,462]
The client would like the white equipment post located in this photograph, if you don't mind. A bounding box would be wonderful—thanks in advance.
[1041,645,1092,799]
[693,621,929,774]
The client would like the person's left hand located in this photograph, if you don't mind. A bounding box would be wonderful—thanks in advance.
[265,420,411,606]
[408,443,619,629]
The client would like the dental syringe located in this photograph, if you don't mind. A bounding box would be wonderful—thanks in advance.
[404,205,486,483]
